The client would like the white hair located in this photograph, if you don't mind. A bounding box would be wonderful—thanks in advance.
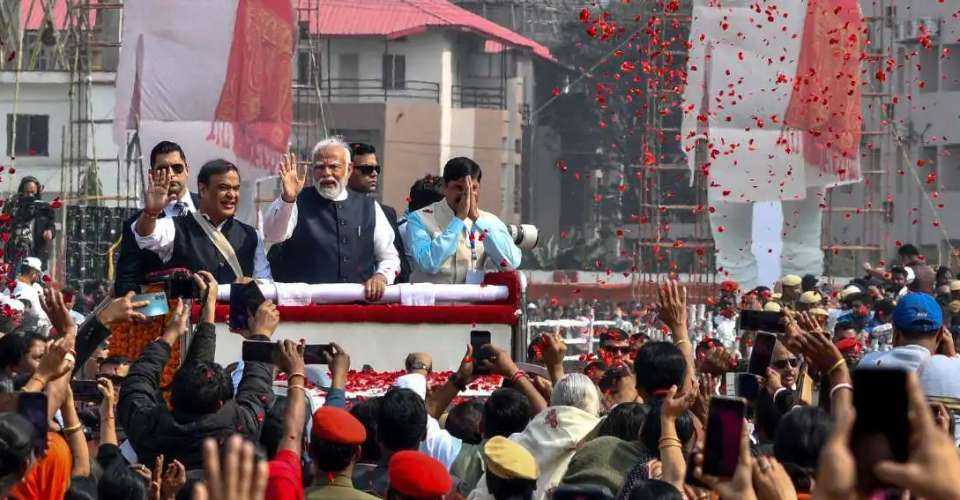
[551,373,601,416]
[311,136,351,164]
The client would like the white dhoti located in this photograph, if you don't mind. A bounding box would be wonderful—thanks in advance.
[682,0,861,288]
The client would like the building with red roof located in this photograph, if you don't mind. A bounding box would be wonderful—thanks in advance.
[301,0,555,218]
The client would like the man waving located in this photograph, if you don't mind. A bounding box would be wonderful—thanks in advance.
[263,137,400,301]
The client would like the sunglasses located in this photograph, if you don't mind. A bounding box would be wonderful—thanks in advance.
[771,357,801,369]
[154,164,186,174]
[356,164,381,176]
[602,345,632,355]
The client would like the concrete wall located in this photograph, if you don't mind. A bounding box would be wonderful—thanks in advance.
[321,32,451,104]
[0,72,121,202]
[383,101,443,210]
[887,0,960,264]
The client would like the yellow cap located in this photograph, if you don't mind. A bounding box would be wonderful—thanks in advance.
[799,291,822,305]
[763,301,782,313]
[950,280,960,292]
[950,300,960,314]
[782,275,802,287]
[809,308,829,317]
[482,436,538,481]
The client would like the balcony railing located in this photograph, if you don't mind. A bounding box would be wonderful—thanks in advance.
[452,85,505,109]
[307,79,440,102]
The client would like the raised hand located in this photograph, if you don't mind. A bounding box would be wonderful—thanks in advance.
[34,336,76,384]
[160,459,186,500]
[662,385,696,420]
[872,373,960,500]
[455,178,472,220]
[160,299,188,347]
[144,168,172,216]
[249,300,280,338]
[273,339,305,376]
[658,280,688,330]
[467,176,480,221]
[752,456,798,500]
[97,291,149,325]
[193,436,268,500]
[41,286,76,336]
[279,153,306,203]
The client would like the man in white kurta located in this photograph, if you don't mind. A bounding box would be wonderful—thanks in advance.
[681,0,861,289]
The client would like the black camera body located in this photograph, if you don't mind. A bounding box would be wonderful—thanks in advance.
[145,268,201,299]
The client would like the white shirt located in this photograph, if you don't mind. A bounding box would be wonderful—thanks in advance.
[131,215,272,279]
[3,281,50,329]
[162,192,196,218]
[262,189,400,284]
[422,415,463,470]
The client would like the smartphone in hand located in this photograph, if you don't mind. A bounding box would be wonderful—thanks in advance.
[852,368,909,494]
[739,310,785,333]
[702,396,747,478]
[71,380,103,404]
[748,332,778,376]
[303,344,335,365]
[18,392,48,456]
[471,330,493,375]
[241,340,275,363]
[132,292,169,318]
[229,282,266,332]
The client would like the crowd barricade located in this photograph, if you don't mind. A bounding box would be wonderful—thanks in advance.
[191,272,525,371]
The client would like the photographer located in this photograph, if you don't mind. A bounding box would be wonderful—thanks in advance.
[118,272,278,469]
[3,177,55,273]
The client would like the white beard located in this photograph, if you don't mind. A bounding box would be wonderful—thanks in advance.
[316,180,344,200]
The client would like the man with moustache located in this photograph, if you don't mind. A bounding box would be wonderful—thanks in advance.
[114,141,201,295]
[263,137,400,301]
[133,159,271,282]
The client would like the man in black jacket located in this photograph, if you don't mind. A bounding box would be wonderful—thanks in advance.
[132,159,271,283]
[114,141,200,296]
[346,142,411,283]
[117,272,280,469]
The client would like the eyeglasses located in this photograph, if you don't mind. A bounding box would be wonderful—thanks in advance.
[771,357,801,369]
[602,345,632,355]
[155,164,186,174]
[355,164,381,176]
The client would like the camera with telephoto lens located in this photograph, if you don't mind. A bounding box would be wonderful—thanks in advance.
[11,195,52,227]
[506,224,539,250]
[146,268,201,300]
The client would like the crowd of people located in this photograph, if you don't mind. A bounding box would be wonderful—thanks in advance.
[0,136,960,499]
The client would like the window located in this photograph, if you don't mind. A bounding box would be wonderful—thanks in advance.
[943,44,960,91]
[469,54,496,78]
[296,50,319,85]
[941,145,960,191]
[6,114,48,157]
[919,46,939,93]
[382,55,406,90]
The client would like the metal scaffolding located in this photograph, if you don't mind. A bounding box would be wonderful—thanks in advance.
[819,0,896,277]
[632,0,715,302]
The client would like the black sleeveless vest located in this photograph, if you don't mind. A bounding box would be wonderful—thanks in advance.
[273,188,376,284]
[167,215,258,283]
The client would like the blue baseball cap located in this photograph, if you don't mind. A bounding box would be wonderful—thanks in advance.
[892,292,942,333]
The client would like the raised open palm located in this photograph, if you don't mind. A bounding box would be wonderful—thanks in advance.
[279,152,306,202]
[145,169,172,215]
